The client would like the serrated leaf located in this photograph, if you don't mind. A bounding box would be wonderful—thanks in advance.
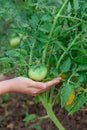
[53,25,62,37]
[60,57,71,73]
[23,114,36,122]
[29,123,41,130]
[77,72,87,83]
[38,23,51,33]
[0,57,10,61]
[74,56,87,64]
[61,83,75,107]
[41,14,52,22]
[82,23,87,32]
[57,41,67,52]
[5,50,20,57]
[77,64,87,71]
[69,92,87,115]
[50,68,58,77]
[30,14,39,29]
[67,2,72,13]
[73,0,79,12]
[37,34,50,43]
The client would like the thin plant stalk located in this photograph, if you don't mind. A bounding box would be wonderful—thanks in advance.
[29,40,36,68]
[42,0,69,63]
[56,31,83,69]
[39,95,65,130]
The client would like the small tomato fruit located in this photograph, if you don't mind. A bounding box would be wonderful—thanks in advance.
[28,65,48,81]
[10,37,20,47]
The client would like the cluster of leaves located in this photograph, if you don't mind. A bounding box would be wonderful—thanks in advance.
[0,0,87,117]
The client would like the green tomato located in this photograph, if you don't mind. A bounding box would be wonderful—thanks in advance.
[28,65,48,81]
[10,37,20,47]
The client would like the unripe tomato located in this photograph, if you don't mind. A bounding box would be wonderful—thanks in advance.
[28,65,48,81]
[10,37,20,47]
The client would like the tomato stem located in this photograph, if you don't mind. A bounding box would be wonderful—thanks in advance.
[47,107,65,130]
[49,86,55,104]
[38,115,49,120]
[29,40,36,67]
[56,31,83,69]
[39,95,65,130]
[42,0,69,63]
[49,0,69,38]
[59,15,87,24]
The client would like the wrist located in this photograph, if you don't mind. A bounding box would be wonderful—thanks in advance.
[0,80,12,95]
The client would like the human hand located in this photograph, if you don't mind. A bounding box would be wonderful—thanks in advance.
[9,76,62,96]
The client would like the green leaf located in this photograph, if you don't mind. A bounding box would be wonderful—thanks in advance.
[69,92,87,115]
[73,0,79,12]
[77,64,87,71]
[23,114,36,122]
[30,14,39,29]
[67,2,72,13]
[74,56,87,64]
[0,57,10,61]
[77,72,87,83]
[5,50,20,57]
[41,14,52,22]
[53,25,62,37]
[37,34,50,43]
[61,83,75,107]
[29,123,42,130]
[57,41,67,52]
[60,57,71,73]
[54,91,60,105]
[82,23,87,32]
[38,23,51,33]
[50,68,58,77]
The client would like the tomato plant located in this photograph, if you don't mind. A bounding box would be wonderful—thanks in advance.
[0,0,87,130]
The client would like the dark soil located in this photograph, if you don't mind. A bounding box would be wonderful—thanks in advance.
[0,93,87,130]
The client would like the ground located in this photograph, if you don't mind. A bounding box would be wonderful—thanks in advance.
[0,92,87,130]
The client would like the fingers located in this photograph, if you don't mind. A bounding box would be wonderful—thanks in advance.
[29,77,62,90]
[45,77,62,89]
[19,77,62,96]
[21,88,43,96]
[32,82,46,89]
[19,77,46,89]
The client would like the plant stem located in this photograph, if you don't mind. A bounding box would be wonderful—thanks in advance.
[42,0,69,63]
[68,71,77,82]
[56,31,83,69]
[49,86,55,104]
[59,15,87,24]
[47,107,65,130]
[38,115,49,120]
[62,22,81,33]
[29,40,36,67]
[49,0,69,38]
[39,95,65,130]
